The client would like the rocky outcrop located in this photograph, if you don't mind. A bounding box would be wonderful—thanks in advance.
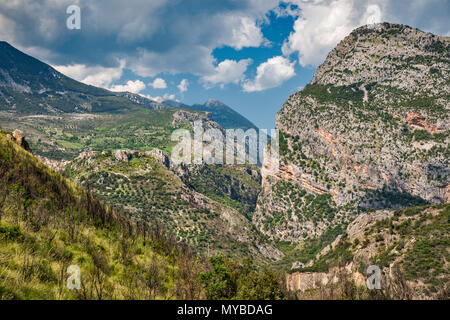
[114,149,131,162]
[311,23,450,95]
[67,148,282,264]
[9,129,31,152]
[36,156,70,171]
[149,148,171,168]
[286,267,366,293]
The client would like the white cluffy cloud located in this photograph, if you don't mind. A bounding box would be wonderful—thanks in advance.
[142,93,176,103]
[243,56,295,92]
[229,17,266,50]
[201,59,253,88]
[148,77,167,89]
[177,79,189,93]
[54,61,146,94]
[53,60,126,88]
[109,80,146,94]
[282,0,386,67]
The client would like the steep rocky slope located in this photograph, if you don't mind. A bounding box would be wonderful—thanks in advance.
[286,204,449,300]
[254,23,449,243]
[0,129,286,300]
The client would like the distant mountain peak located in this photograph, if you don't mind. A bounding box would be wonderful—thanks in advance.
[205,98,223,106]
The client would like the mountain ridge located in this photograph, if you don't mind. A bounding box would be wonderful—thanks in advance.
[164,98,259,131]
[0,41,168,114]
[254,23,449,243]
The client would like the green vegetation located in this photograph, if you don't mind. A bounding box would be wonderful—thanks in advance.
[0,130,284,300]
[182,101,258,131]
[365,204,448,288]
[262,181,340,231]
[64,150,270,264]
[301,84,364,105]
[200,256,283,300]
[409,129,448,143]
[181,164,262,220]
[273,225,346,271]
[0,131,206,299]
[1,108,182,161]
[364,188,429,209]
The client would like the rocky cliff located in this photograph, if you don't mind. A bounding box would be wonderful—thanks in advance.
[286,204,449,300]
[254,23,449,243]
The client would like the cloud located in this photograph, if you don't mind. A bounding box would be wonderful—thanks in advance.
[109,80,146,94]
[142,93,176,103]
[177,79,189,93]
[0,0,279,77]
[283,0,450,67]
[53,60,125,88]
[201,59,253,88]
[243,56,295,92]
[148,78,167,89]
[364,4,383,26]
[273,3,301,18]
[229,17,265,50]
[282,0,373,67]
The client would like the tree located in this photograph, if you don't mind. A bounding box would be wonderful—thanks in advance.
[200,256,236,300]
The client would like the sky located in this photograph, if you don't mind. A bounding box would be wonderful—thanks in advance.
[0,0,449,129]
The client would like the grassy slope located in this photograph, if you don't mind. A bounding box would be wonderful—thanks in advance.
[0,130,205,300]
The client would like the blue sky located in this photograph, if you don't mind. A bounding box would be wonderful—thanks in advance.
[1,0,449,129]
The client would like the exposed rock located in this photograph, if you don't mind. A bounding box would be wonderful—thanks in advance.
[37,156,70,171]
[76,150,99,160]
[114,149,131,162]
[286,266,366,293]
[172,109,221,131]
[148,148,171,168]
[12,129,31,151]
[347,210,393,238]
[254,23,449,242]
[286,204,449,299]
[291,262,305,270]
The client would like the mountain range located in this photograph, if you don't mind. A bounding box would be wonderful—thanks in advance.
[0,23,448,300]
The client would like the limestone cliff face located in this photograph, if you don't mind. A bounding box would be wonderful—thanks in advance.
[254,23,449,242]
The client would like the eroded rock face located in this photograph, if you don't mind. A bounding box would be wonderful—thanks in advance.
[76,150,99,160]
[286,204,449,300]
[286,268,366,293]
[149,148,171,168]
[11,129,31,152]
[114,150,131,162]
[36,156,70,171]
[254,23,449,242]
